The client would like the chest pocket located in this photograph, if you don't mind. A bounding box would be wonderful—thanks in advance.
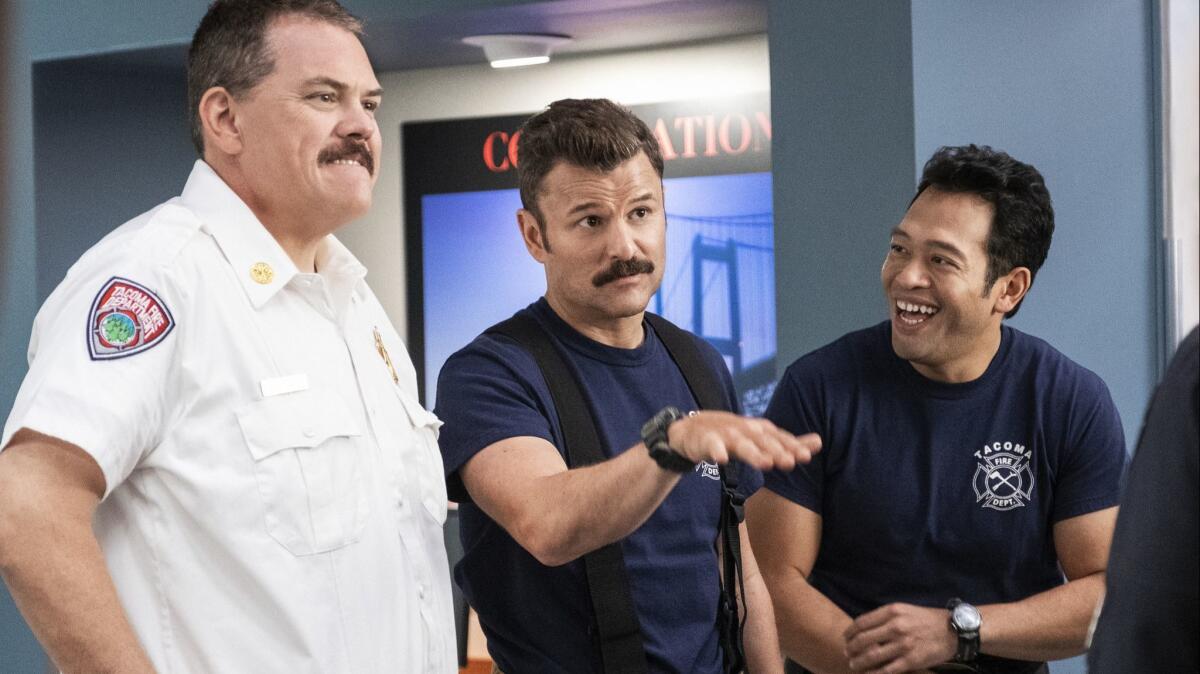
[236,388,370,555]
[393,388,449,526]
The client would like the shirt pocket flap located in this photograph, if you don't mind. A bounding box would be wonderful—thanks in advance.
[393,387,443,433]
[237,388,361,461]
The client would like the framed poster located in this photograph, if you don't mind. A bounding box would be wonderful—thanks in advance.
[404,94,778,414]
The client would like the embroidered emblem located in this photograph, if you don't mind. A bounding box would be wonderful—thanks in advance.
[87,277,175,360]
[695,461,721,481]
[249,262,274,285]
[373,326,399,385]
[972,441,1034,511]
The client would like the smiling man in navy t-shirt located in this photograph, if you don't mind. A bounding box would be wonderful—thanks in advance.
[435,99,821,673]
[746,145,1126,674]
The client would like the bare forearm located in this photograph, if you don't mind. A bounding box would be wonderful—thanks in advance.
[979,573,1105,662]
[772,573,854,674]
[741,567,784,674]
[745,493,847,673]
[0,437,154,673]
[472,414,819,567]
[518,443,680,565]
[0,509,153,673]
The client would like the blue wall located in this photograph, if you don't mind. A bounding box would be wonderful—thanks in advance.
[768,0,917,361]
[33,56,195,301]
[1,5,36,443]
[1,2,43,667]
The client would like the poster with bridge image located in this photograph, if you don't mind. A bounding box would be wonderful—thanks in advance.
[403,94,777,415]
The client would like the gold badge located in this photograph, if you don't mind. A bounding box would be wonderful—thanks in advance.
[374,327,399,385]
[249,262,274,285]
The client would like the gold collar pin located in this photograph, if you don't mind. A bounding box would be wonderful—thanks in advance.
[374,327,399,385]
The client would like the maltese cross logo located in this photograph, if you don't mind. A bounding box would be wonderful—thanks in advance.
[972,451,1034,511]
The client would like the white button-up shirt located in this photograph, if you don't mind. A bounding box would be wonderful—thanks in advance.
[2,161,455,673]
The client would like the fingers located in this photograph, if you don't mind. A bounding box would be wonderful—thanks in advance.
[749,428,794,471]
[796,432,823,458]
[722,436,759,469]
[843,604,949,674]
[845,621,897,660]
[846,639,906,672]
[845,607,905,659]
[772,429,820,467]
[698,429,730,465]
[845,604,894,640]
[741,423,820,470]
[669,412,821,470]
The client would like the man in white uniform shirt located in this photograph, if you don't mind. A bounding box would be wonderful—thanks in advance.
[0,1,455,672]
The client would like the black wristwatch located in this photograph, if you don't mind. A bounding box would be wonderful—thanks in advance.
[640,406,695,473]
[946,598,981,664]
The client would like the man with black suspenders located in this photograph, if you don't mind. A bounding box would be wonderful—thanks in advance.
[434,98,820,673]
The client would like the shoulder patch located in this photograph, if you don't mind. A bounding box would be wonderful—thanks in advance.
[87,277,175,360]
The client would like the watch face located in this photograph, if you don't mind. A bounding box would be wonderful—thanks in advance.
[952,603,982,632]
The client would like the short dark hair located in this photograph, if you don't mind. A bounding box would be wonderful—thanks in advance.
[914,144,1055,318]
[516,98,664,242]
[187,0,363,155]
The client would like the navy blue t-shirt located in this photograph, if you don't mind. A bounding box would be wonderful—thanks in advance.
[436,298,762,673]
[763,321,1126,617]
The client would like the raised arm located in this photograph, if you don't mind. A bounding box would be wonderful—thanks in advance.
[459,411,819,566]
[746,488,855,674]
[0,429,155,674]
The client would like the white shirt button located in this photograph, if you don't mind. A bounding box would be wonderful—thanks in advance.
[302,427,315,438]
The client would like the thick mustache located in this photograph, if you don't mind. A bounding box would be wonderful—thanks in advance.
[318,140,374,176]
[592,258,655,287]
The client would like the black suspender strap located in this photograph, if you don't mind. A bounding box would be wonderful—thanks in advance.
[487,313,649,674]
[487,310,747,673]
[642,313,724,410]
[644,313,748,673]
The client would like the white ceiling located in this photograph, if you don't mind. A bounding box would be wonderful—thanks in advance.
[363,0,768,71]
[46,0,767,74]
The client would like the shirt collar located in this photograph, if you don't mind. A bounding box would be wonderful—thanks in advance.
[180,160,367,309]
[314,235,369,315]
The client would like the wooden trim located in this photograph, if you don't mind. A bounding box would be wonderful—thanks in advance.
[458,658,492,674]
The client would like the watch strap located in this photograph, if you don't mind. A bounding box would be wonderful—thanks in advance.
[641,406,693,472]
[946,598,981,663]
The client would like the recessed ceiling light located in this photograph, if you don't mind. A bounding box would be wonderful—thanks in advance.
[462,33,572,69]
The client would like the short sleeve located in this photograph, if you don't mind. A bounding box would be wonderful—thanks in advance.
[761,362,825,514]
[434,336,556,503]
[1051,373,1128,522]
[2,258,184,499]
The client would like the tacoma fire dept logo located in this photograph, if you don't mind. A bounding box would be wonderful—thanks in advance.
[972,442,1034,511]
[87,277,174,360]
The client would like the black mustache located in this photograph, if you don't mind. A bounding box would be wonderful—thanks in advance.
[592,258,655,287]
[318,140,374,176]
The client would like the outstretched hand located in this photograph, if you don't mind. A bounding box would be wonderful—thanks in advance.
[666,411,821,471]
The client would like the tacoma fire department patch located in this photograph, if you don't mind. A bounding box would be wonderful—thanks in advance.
[972,442,1035,511]
[87,277,175,360]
